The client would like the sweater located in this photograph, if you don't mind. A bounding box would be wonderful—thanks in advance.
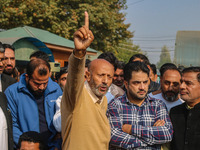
[61,53,110,150]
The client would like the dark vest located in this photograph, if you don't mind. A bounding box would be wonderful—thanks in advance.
[170,102,200,150]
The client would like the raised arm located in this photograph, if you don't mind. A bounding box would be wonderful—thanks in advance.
[61,11,94,112]
[73,11,94,58]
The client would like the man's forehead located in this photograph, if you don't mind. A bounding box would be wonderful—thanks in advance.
[163,69,180,76]
[31,76,49,83]
[91,59,112,67]
[131,71,148,79]
[132,70,148,75]
[182,72,199,81]
[5,48,14,54]
[21,141,40,150]
[133,58,143,62]
[90,59,114,73]
[162,72,181,81]
[115,68,123,74]
[95,66,114,75]
[31,68,49,81]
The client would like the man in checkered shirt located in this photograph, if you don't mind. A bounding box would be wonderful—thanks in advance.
[107,61,173,149]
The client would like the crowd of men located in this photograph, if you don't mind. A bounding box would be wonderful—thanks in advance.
[1,11,200,150]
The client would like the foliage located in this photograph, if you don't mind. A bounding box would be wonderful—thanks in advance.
[115,39,141,63]
[0,0,133,53]
[157,45,172,69]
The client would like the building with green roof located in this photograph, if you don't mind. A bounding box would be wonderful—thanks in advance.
[0,26,98,69]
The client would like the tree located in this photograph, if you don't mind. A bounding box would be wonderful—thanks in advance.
[0,0,133,53]
[115,39,141,63]
[157,45,172,69]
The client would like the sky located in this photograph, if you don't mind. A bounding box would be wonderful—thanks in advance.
[123,0,200,64]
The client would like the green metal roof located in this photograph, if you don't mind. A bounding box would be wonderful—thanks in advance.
[0,26,97,53]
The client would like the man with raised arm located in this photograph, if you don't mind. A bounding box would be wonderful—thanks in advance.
[61,12,114,150]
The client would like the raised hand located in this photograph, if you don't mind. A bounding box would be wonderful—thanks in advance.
[73,11,94,57]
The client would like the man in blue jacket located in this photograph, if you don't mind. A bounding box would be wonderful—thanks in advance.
[5,58,62,149]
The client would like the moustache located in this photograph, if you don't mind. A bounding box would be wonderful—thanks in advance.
[97,84,109,91]
[137,89,146,93]
[99,84,108,88]
[165,91,176,95]
[164,90,178,102]
[5,64,13,67]
[115,80,123,83]
[116,81,123,85]
[37,89,45,92]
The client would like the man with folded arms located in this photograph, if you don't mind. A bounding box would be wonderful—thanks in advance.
[107,61,173,149]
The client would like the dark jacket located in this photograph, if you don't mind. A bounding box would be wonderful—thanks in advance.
[148,80,160,93]
[170,102,200,150]
[5,73,63,149]
[1,73,16,92]
[0,92,14,150]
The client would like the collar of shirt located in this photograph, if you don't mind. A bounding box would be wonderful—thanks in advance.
[85,81,104,104]
[186,102,200,110]
[186,104,193,109]
[109,84,119,96]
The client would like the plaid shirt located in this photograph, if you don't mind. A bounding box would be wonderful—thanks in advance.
[107,94,173,150]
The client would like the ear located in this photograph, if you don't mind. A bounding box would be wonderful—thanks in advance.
[49,71,52,77]
[148,77,151,85]
[124,80,128,90]
[25,74,29,82]
[147,65,151,70]
[85,71,91,82]
[160,76,163,82]
[155,74,158,82]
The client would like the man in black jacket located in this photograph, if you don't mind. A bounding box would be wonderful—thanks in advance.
[170,66,200,150]
[0,92,13,150]
[0,42,16,92]
[2,43,19,81]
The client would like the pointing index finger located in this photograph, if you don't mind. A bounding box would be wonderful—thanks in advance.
[85,11,89,29]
